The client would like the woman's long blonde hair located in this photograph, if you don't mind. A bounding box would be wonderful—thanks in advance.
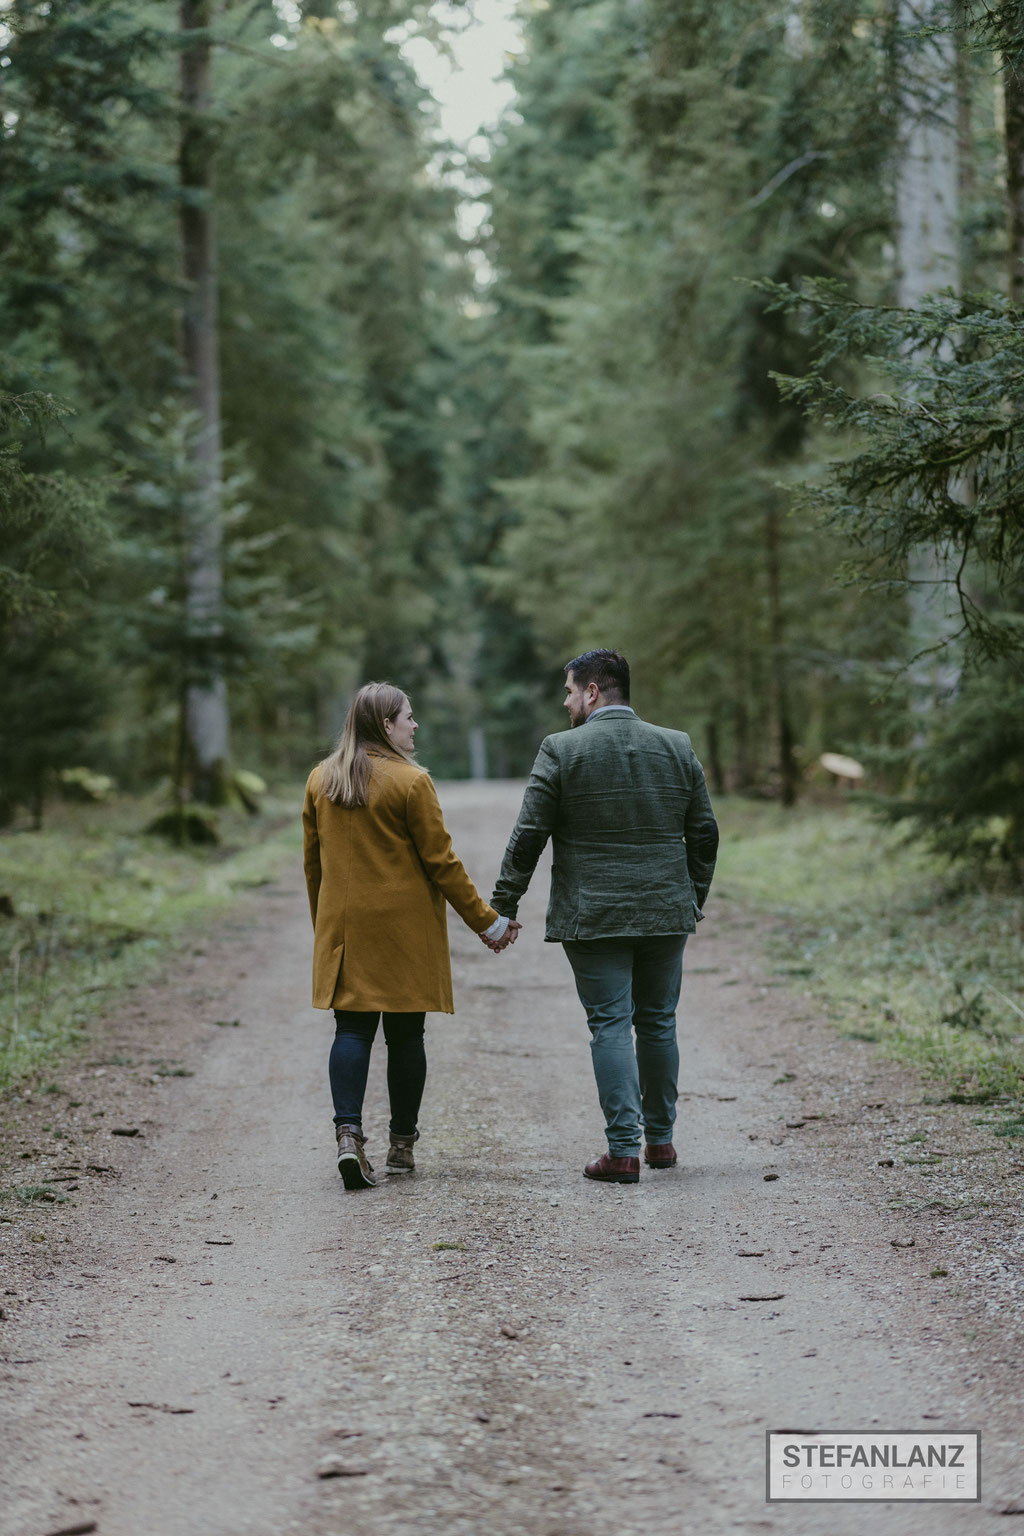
[316,681,417,808]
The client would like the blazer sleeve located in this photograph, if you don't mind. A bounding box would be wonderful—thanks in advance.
[490,737,561,918]
[302,778,322,927]
[682,746,719,911]
[405,772,498,933]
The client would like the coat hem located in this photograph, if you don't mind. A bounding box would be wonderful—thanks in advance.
[545,926,694,942]
[323,999,456,1015]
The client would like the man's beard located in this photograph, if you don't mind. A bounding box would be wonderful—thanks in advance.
[567,704,588,728]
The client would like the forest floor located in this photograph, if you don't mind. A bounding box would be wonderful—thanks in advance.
[1,780,1023,1536]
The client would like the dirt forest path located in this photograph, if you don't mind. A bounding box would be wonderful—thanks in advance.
[2,781,1023,1536]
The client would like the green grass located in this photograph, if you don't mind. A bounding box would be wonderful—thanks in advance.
[14,1182,69,1204]
[715,796,1024,1108]
[0,787,302,1089]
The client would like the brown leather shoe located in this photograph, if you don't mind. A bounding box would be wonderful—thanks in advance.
[386,1130,418,1175]
[336,1123,375,1189]
[584,1152,640,1184]
[644,1142,677,1168]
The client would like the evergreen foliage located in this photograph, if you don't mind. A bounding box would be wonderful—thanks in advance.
[482,0,899,790]
[767,283,1024,662]
[764,280,1024,868]
[753,0,1024,871]
[0,0,493,819]
[0,385,110,824]
[875,666,1024,871]
[0,0,1020,875]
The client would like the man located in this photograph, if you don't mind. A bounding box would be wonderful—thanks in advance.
[490,649,718,1184]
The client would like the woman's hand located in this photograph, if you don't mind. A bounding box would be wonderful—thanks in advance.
[480,920,522,953]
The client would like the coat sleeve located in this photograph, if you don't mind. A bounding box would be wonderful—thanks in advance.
[302,779,322,927]
[682,746,719,911]
[405,772,498,933]
[490,738,561,918]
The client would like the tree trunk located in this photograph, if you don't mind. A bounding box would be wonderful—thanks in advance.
[704,716,726,797]
[468,725,487,781]
[732,687,753,792]
[894,0,960,307]
[894,0,962,724]
[956,1,976,279]
[178,0,229,803]
[764,501,799,807]
[1005,47,1024,299]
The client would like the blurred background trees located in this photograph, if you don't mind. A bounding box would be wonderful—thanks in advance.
[0,0,1020,873]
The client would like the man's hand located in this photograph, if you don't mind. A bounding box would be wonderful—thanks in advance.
[480,920,522,953]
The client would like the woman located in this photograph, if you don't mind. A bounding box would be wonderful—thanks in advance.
[302,682,519,1189]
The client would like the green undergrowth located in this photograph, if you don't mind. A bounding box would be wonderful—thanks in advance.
[714,797,1024,1115]
[0,787,303,1090]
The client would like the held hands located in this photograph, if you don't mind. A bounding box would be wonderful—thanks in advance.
[479,920,522,954]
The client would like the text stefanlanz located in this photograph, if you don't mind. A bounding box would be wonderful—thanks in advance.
[781,1443,967,1469]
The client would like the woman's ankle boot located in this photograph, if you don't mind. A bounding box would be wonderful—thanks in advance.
[336,1123,375,1189]
[386,1129,419,1175]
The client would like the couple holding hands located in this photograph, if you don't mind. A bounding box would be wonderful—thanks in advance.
[301,650,718,1191]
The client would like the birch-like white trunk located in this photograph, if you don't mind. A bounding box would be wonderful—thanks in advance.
[894,0,962,718]
[179,0,229,801]
[468,725,488,781]
[895,1,959,307]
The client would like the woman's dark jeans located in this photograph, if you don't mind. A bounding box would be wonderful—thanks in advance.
[330,1010,426,1137]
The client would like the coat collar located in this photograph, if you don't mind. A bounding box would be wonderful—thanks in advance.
[585,706,636,724]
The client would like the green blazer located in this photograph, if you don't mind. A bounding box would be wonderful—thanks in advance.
[492,707,719,941]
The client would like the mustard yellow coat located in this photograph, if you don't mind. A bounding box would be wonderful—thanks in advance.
[302,751,498,1013]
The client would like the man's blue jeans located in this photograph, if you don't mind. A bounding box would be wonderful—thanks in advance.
[562,935,687,1158]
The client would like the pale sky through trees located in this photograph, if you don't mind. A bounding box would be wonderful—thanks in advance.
[398,0,522,268]
[269,0,519,144]
[401,0,521,146]
[272,0,521,253]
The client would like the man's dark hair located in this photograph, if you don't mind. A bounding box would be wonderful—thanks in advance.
[564,648,630,703]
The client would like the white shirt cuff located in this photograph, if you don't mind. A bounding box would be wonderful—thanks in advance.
[483,914,509,941]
